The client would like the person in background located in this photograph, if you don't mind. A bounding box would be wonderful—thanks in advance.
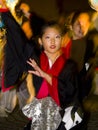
[15,1,46,40]
[82,11,98,130]
[61,11,91,61]
[22,21,83,130]
[80,10,98,105]
[0,0,18,117]
[60,11,93,102]
[57,11,93,130]
[0,11,7,116]
[15,0,46,59]
[15,1,33,39]
[0,0,38,116]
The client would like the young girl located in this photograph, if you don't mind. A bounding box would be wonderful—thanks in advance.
[22,21,83,130]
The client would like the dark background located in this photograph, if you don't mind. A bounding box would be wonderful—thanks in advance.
[22,0,93,20]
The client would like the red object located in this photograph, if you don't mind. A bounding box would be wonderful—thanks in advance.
[36,51,66,106]
[0,8,9,12]
[62,40,72,59]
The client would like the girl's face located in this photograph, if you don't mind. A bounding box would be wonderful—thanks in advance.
[39,27,62,55]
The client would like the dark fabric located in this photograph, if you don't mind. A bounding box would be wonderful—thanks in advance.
[58,59,80,109]
[57,116,87,130]
[24,120,32,130]
[33,74,43,95]
[30,12,46,37]
[1,11,37,89]
[57,59,85,129]
[83,29,97,64]
[78,29,98,101]
[70,38,86,72]
[56,121,66,130]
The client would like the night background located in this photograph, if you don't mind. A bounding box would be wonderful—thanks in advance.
[22,0,93,20]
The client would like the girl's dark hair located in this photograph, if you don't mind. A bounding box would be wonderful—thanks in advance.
[30,12,46,37]
[39,21,63,37]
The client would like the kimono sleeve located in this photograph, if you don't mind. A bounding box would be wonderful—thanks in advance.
[58,59,79,109]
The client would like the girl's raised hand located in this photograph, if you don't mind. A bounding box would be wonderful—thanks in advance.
[27,58,44,77]
[27,58,52,85]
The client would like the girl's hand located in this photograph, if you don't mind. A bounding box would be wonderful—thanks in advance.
[27,58,52,85]
[27,58,45,78]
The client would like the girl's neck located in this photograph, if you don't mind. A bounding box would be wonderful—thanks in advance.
[44,50,62,65]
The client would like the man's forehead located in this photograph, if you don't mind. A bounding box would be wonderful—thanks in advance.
[77,13,90,26]
[78,13,90,22]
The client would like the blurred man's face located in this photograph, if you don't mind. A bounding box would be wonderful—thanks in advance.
[73,13,90,39]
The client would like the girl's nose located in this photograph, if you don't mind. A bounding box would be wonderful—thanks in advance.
[51,38,55,43]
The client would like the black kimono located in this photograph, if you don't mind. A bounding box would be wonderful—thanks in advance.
[57,59,84,130]
[1,10,38,91]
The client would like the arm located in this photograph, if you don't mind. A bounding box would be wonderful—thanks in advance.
[27,58,60,105]
[5,0,23,25]
[27,58,52,85]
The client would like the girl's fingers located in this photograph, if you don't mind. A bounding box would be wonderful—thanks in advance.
[27,59,37,68]
[27,59,43,77]
[28,70,41,77]
[27,60,33,65]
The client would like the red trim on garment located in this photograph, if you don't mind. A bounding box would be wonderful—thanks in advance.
[62,40,72,59]
[36,52,66,106]
[36,80,48,99]
[0,8,9,12]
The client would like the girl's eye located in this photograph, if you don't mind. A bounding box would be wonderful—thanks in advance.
[45,36,50,39]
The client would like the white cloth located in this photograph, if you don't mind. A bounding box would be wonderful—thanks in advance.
[62,106,82,130]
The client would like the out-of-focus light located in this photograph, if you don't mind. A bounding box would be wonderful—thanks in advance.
[88,0,98,11]
[92,12,98,31]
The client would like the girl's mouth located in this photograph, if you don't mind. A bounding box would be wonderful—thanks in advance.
[50,45,56,49]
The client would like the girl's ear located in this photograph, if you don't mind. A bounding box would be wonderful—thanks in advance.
[38,38,42,45]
